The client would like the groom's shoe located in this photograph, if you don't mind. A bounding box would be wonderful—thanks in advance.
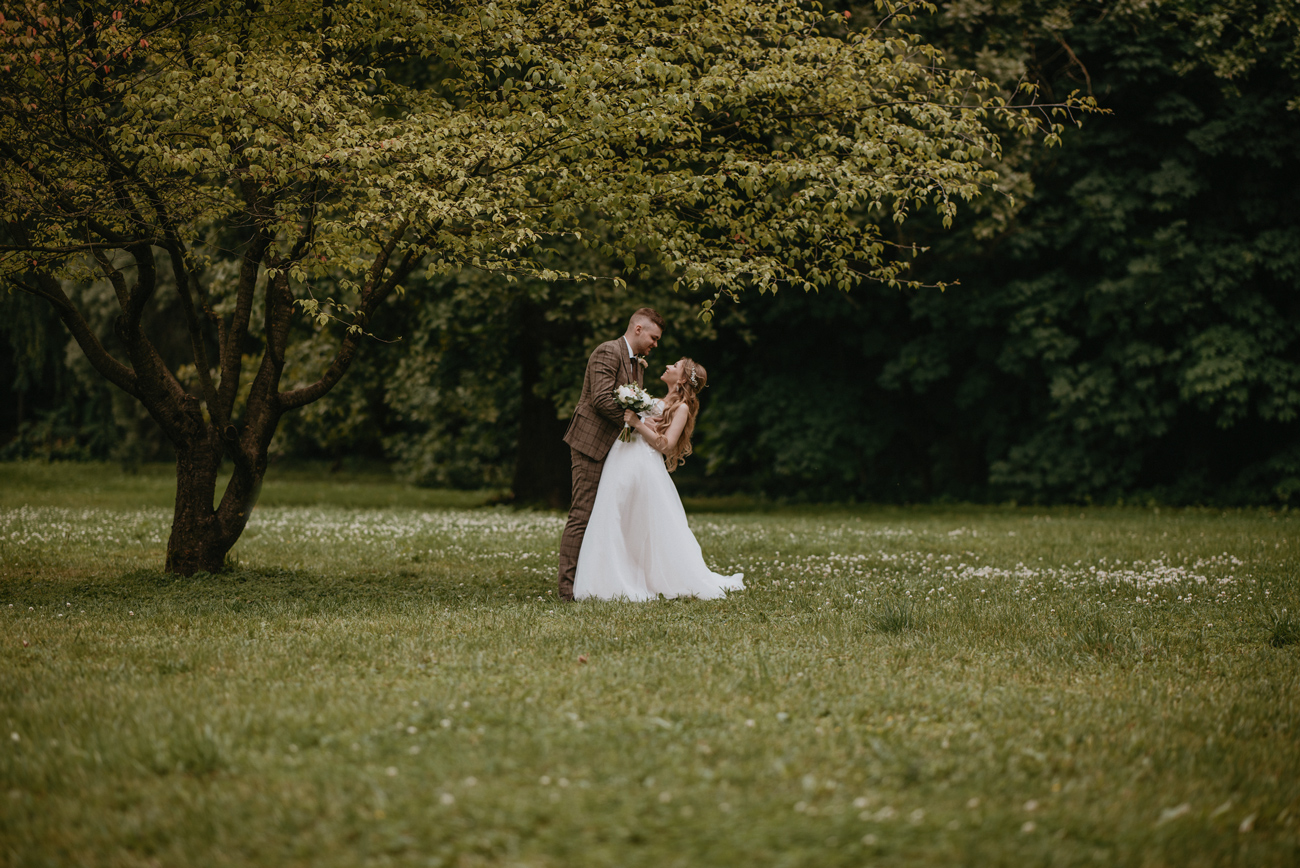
[557,578,575,602]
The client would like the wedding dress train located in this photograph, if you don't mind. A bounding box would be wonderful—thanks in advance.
[574,428,744,601]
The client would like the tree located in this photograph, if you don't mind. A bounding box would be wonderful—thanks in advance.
[689,0,1300,505]
[0,0,1080,574]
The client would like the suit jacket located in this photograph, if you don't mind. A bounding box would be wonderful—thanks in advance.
[563,336,644,461]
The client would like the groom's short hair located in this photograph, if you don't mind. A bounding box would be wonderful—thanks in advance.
[630,307,665,332]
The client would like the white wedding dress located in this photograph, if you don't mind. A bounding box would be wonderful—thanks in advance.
[574,404,745,601]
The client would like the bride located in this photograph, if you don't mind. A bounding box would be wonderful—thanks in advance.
[573,357,745,601]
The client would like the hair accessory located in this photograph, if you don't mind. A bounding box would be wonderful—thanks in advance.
[688,361,698,387]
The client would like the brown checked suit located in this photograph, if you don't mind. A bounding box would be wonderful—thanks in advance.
[556,336,644,599]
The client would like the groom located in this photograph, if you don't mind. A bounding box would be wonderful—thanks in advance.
[556,307,665,601]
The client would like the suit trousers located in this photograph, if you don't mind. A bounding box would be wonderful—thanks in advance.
[556,446,606,599]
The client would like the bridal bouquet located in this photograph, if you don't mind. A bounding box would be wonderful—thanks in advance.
[614,383,656,441]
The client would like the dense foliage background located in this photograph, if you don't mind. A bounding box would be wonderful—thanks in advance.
[4,1,1298,505]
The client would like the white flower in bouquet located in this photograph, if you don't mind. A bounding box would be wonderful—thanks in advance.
[613,384,656,441]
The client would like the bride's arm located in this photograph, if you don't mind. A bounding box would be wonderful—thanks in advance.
[626,405,688,455]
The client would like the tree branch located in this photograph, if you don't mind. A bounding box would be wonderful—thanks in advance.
[1052,32,1093,95]
[218,227,274,419]
[162,238,224,427]
[90,249,133,309]
[0,241,154,253]
[278,227,426,410]
[10,274,139,397]
[366,219,410,295]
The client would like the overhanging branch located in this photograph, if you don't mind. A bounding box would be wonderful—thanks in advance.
[278,227,427,410]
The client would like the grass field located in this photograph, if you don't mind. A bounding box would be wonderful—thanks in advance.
[2,462,1298,866]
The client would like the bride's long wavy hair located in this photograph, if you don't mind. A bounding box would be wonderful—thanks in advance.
[654,358,707,472]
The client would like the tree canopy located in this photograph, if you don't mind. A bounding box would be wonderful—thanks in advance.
[0,0,1077,571]
[692,0,1300,504]
[278,0,1300,508]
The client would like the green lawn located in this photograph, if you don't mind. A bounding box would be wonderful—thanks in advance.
[1,462,1298,866]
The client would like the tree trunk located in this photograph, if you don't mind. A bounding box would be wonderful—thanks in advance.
[165,439,233,574]
[513,390,573,508]
[511,302,573,509]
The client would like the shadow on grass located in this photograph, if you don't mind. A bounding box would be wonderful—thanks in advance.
[8,565,493,616]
